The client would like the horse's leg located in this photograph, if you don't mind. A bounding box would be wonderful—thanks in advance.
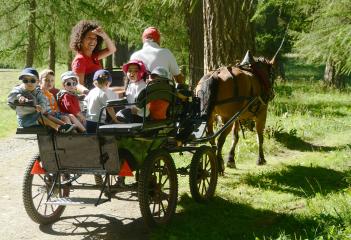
[216,122,233,174]
[227,121,239,169]
[256,111,267,165]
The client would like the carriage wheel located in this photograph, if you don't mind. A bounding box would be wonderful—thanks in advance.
[189,146,218,202]
[22,154,70,224]
[138,150,178,228]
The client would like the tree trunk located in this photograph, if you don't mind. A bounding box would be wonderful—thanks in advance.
[105,55,113,70]
[114,36,130,67]
[67,50,72,70]
[49,32,56,72]
[203,0,257,73]
[187,0,204,88]
[25,0,36,67]
[324,59,344,88]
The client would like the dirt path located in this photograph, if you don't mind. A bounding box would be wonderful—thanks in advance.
[0,134,149,240]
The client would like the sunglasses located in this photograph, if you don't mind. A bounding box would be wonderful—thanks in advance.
[65,81,77,87]
[22,79,37,84]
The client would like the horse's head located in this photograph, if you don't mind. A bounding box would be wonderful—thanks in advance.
[253,56,276,101]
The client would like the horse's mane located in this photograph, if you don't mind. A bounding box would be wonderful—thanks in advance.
[254,56,270,65]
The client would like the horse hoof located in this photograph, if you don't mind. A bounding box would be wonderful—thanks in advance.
[257,158,267,165]
[226,161,237,169]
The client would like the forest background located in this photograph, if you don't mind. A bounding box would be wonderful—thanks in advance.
[0,0,350,88]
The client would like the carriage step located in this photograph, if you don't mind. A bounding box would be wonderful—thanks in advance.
[45,197,109,206]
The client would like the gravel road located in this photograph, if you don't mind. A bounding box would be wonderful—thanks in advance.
[0,134,149,240]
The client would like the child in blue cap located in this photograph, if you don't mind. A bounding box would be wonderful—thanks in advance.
[8,67,74,133]
[84,69,119,133]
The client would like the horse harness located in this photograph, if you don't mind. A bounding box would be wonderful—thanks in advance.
[212,66,267,116]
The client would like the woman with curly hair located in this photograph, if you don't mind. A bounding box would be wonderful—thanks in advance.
[70,20,116,94]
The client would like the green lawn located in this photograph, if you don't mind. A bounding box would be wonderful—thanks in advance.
[151,58,351,239]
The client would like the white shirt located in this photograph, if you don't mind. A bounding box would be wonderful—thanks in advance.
[130,40,180,78]
[125,80,149,117]
[85,87,115,122]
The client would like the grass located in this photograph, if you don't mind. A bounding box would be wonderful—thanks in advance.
[151,57,351,239]
[0,57,350,239]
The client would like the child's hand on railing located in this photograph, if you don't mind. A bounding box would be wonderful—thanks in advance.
[35,105,43,113]
[18,96,28,104]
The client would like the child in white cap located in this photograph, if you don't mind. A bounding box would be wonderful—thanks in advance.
[57,71,87,133]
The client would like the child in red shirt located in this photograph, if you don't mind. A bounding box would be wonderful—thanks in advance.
[57,71,87,132]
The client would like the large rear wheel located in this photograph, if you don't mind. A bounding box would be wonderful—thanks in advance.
[22,154,70,224]
[189,146,218,202]
[138,150,178,228]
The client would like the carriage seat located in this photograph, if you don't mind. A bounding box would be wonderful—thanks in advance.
[98,78,176,136]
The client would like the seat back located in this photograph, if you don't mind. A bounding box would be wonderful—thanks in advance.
[135,79,176,119]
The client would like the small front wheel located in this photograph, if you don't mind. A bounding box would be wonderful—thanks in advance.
[22,154,70,224]
[189,146,218,202]
[138,150,178,228]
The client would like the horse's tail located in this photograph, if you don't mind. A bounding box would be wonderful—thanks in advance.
[197,73,219,121]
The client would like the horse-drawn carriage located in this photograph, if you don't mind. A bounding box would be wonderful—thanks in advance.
[16,50,276,228]
[17,77,220,228]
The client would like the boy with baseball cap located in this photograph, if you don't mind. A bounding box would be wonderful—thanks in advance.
[57,71,87,133]
[8,67,74,133]
[84,69,119,133]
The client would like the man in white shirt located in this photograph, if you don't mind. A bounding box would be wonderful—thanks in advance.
[130,27,184,84]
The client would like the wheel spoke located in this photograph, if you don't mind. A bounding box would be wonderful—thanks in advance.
[36,192,45,211]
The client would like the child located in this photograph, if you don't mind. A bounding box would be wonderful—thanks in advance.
[147,66,171,120]
[116,60,148,123]
[8,67,74,133]
[84,69,119,133]
[39,69,77,129]
[57,71,87,132]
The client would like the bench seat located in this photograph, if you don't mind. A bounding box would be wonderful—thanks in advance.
[98,120,174,135]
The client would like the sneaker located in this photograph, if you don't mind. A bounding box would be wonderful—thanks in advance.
[58,124,75,133]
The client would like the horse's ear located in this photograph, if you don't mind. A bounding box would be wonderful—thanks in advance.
[270,56,276,65]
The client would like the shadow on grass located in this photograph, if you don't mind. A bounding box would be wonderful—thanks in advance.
[242,165,350,198]
[273,131,351,152]
[152,195,319,240]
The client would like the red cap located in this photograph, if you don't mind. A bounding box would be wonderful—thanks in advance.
[142,27,160,44]
[122,60,147,81]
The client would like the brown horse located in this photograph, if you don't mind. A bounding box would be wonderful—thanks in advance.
[195,54,276,173]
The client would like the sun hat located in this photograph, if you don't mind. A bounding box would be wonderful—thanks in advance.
[142,27,161,44]
[61,71,78,82]
[122,60,147,81]
[93,69,112,82]
[19,67,39,80]
[151,66,170,79]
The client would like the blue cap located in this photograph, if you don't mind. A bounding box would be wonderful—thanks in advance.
[19,67,39,80]
[93,69,112,82]
[61,71,78,82]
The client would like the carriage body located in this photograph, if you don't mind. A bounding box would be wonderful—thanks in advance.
[18,77,219,228]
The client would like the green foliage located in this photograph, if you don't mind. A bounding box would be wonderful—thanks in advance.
[0,0,188,68]
[294,0,351,75]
